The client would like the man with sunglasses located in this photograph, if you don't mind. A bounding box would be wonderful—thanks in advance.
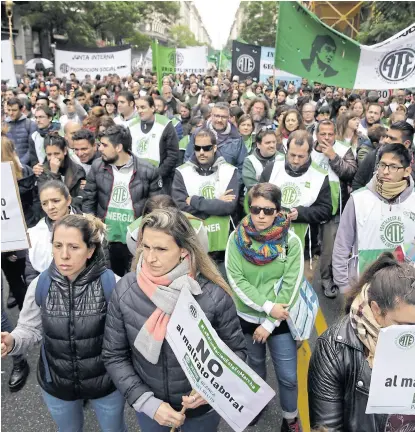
[172,128,238,255]
[333,144,415,295]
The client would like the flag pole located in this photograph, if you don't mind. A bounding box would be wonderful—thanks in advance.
[154,39,162,90]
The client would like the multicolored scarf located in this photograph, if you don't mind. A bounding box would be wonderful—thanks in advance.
[235,214,290,266]
[134,254,202,364]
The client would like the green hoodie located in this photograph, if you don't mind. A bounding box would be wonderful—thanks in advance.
[225,229,303,333]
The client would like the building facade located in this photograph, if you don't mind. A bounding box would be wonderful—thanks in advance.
[228,3,246,42]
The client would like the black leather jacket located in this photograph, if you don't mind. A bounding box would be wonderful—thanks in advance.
[308,316,387,431]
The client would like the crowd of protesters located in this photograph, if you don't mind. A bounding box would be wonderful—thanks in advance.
[1,67,415,432]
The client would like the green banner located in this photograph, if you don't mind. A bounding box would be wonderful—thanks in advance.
[275,2,360,87]
[152,41,175,89]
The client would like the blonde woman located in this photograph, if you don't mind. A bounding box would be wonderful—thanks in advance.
[102,208,246,431]
[335,111,360,158]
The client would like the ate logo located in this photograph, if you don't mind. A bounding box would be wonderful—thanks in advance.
[282,183,301,207]
[379,48,415,82]
[169,51,184,67]
[380,217,404,248]
[60,63,70,74]
[237,54,255,74]
[112,185,128,205]
[200,184,215,199]
[137,137,149,155]
[395,332,415,350]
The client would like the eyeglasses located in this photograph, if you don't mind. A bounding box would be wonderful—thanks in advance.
[377,162,405,173]
[249,206,276,216]
[194,144,214,152]
[35,115,47,120]
[212,114,228,120]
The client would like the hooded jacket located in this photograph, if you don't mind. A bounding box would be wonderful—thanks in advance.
[6,114,38,165]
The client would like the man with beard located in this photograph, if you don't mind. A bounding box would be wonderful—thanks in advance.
[312,82,323,103]
[316,86,334,113]
[220,79,231,102]
[162,84,180,117]
[185,82,201,108]
[285,83,298,107]
[358,102,383,136]
[210,85,222,104]
[82,125,162,276]
[261,130,332,248]
[153,96,183,141]
[275,89,288,108]
[247,98,273,135]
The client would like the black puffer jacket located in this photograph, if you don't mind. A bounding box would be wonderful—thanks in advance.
[82,155,162,220]
[308,316,387,431]
[102,271,246,416]
[19,164,39,229]
[38,252,116,401]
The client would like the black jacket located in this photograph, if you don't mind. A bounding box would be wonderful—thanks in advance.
[18,164,39,228]
[37,252,116,401]
[102,272,246,416]
[82,155,162,220]
[308,316,387,431]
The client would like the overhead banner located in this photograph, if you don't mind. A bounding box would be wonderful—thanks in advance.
[275,2,415,89]
[55,45,131,80]
[231,40,261,81]
[366,325,415,415]
[166,287,275,432]
[1,40,17,88]
[260,46,302,88]
[1,162,30,252]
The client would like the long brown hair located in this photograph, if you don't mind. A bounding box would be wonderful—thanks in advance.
[275,109,305,151]
[1,132,23,180]
[336,110,359,147]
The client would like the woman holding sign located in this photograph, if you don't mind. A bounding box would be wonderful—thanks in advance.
[102,208,246,431]
[308,253,415,431]
[225,183,303,431]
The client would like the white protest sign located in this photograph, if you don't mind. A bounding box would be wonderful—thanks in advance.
[55,45,131,80]
[366,325,415,415]
[176,46,208,75]
[1,40,17,88]
[1,162,30,252]
[166,287,275,432]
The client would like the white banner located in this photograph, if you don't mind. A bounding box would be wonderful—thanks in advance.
[166,287,275,432]
[1,162,29,252]
[366,325,415,415]
[176,46,208,75]
[355,24,415,89]
[55,45,131,80]
[1,40,17,88]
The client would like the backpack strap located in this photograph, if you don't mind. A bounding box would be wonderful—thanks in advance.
[25,118,32,136]
[35,270,52,307]
[100,269,117,303]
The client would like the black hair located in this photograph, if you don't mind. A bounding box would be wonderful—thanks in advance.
[316,119,335,134]
[101,125,132,153]
[72,129,95,146]
[153,96,167,109]
[256,129,277,145]
[49,83,59,91]
[75,91,86,98]
[44,132,67,151]
[310,35,337,60]
[142,195,178,217]
[36,106,54,118]
[277,88,288,97]
[7,97,23,109]
[39,179,70,200]
[378,143,412,168]
[118,91,135,104]
[287,130,313,154]
[138,95,155,108]
[316,105,331,115]
[389,121,415,145]
[230,106,244,121]
[248,183,282,211]
[194,127,217,146]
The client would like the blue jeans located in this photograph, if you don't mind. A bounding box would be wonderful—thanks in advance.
[41,389,127,432]
[136,408,221,432]
[244,331,298,419]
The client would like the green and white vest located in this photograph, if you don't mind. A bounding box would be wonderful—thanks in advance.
[269,158,327,244]
[178,161,236,252]
[352,187,415,274]
[104,165,135,244]
[179,135,190,152]
[312,140,350,215]
[129,113,170,166]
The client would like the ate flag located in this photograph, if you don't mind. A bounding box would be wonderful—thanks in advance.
[231,41,261,81]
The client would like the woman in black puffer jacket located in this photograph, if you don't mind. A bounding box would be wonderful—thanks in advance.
[102,208,247,431]
[1,214,127,432]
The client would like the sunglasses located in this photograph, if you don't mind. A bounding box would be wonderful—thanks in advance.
[249,206,276,216]
[194,144,214,152]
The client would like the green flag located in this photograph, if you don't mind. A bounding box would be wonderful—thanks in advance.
[219,49,232,72]
[152,41,175,89]
[275,2,360,87]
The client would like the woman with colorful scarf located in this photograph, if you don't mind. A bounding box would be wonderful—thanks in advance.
[102,208,246,431]
[225,183,304,432]
[308,252,415,431]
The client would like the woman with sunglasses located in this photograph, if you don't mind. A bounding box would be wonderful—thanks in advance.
[225,183,303,432]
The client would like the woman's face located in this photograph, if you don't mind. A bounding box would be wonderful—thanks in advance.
[100,95,108,106]
[201,94,211,105]
[348,116,360,131]
[40,188,71,221]
[105,103,115,114]
[30,93,38,104]
[49,102,57,114]
[142,227,186,277]
[352,102,364,118]
[239,120,253,137]
[250,196,278,232]
[255,86,263,95]
[232,90,239,100]
[338,105,347,115]
[371,301,415,327]
[53,226,95,281]
[46,145,66,167]
[285,113,299,132]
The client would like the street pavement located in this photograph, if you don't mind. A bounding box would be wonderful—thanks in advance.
[1,259,343,432]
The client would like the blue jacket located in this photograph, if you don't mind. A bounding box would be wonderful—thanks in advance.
[6,114,37,165]
[184,122,247,184]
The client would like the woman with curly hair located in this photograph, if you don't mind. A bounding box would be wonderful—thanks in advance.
[275,109,305,153]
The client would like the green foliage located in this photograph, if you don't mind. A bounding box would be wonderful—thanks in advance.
[16,1,180,47]
[358,1,415,44]
[240,1,278,46]
[168,25,200,48]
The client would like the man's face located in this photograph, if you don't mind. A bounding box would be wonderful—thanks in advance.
[8,104,21,121]
[258,134,277,158]
[180,105,190,119]
[143,81,151,90]
[277,91,286,104]
[239,83,246,93]
[65,126,81,149]
[384,129,404,146]
[98,136,119,164]
[366,105,382,126]
[377,152,410,183]
[162,77,171,86]
[162,86,173,102]
[194,135,216,166]
[211,86,220,97]
[302,78,308,86]
[190,83,198,93]
[154,99,165,115]
[232,82,239,90]
[325,88,333,99]
[333,91,340,101]
[302,105,315,123]
[251,102,265,122]
[317,43,336,64]
[49,86,59,99]
[397,90,406,105]
[65,100,76,114]
[77,95,86,105]
[5,90,14,101]
[317,124,335,147]
[287,84,295,95]
[229,100,238,108]
[137,99,154,122]
[287,141,310,171]
[211,108,229,131]
[314,83,321,93]
[117,96,133,116]
[35,110,51,129]
[73,139,96,164]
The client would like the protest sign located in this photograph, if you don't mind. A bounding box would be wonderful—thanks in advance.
[1,162,30,252]
[366,325,415,415]
[55,45,131,80]
[1,40,17,88]
[231,41,261,82]
[166,287,275,432]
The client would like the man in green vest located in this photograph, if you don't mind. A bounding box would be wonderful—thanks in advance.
[172,128,239,255]
[333,144,415,294]
[153,96,183,141]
